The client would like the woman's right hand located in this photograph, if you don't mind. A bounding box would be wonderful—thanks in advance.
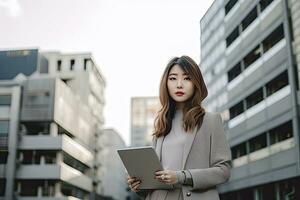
[127,175,141,192]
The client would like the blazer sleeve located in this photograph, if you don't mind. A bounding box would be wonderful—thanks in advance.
[188,113,232,190]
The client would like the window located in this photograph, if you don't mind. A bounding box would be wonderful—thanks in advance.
[243,45,261,68]
[34,151,56,164]
[0,179,5,196]
[61,182,89,199]
[19,150,33,164]
[232,142,247,159]
[63,152,89,174]
[0,151,8,164]
[226,26,239,47]
[277,180,296,200]
[84,58,89,71]
[242,7,258,31]
[266,71,288,96]
[57,60,62,71]
[222,182,280,200]
[261,184,276,200]
[18,150,56,164]
[16,180,55,197]
[0,95,11,106]
[20,180,40,196]
[229,101,244,119]
[270,121,293,145]
[44,152,56,164]
[70,59,75,70]
[262,24,284,53]
[24,92,50,107]
[42,180,55,196]
[21,122,50,135]
[225,0,238,15]
[0,120,9,149]
[0,137,8,150]
[0,121,9,136]
[246,88,264,109]
[228,62,242,82]
[249,133,267,153]
[260,0,274,12]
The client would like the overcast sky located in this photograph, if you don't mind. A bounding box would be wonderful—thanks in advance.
[0,0,214,145]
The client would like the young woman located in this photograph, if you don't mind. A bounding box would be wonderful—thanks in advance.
[127,55,232,200]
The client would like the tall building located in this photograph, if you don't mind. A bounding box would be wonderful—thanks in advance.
[130,97,160,147]
[0,49,106,200]
[98,129,128,200]
[200,0,300,199]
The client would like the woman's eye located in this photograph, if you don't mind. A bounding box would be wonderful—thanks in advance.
[169,77,176,80]
[184,77,191,80]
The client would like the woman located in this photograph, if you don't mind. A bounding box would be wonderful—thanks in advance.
[127,55,232,200]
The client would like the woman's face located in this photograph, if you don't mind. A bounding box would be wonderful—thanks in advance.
[167,64,195,107]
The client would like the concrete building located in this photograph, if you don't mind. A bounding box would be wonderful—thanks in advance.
[98,129,128,200]
[0,49,106,200]
[200,0,300,199]
[130,97,160,147]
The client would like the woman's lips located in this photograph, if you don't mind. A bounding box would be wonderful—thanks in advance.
[175,92,184,96]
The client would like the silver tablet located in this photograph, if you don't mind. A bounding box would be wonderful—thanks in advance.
[117,146,172,189]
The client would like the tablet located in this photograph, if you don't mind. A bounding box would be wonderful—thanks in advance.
[117,146,172,189]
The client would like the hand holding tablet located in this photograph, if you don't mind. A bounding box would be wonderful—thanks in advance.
[117,146,172,189]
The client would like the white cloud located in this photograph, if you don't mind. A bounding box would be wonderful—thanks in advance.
[0,0,22,17]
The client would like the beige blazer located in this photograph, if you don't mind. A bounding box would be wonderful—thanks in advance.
[139,112,232,200]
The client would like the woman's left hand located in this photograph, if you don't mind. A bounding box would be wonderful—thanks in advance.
[155,170,178,185]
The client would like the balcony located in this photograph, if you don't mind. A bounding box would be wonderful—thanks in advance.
[228,85,291,129]
[18,135,93,167]
[227,39,286,98]
[225,0,282,57]
[15,163,93,192]
[232,137,295,169]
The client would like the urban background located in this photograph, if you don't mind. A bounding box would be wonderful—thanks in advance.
[1,0,300,199]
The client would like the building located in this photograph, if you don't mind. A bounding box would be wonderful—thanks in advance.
[98,129,128,200]
[0,49,106,199]
[130,97,160,147]
[200,0,300,199]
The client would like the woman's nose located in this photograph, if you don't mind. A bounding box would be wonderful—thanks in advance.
[177,80,183,88]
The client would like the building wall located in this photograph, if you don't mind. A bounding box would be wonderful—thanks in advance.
[98,129,128,200]
[0,85,21,200]
[130,97,160,147]
[200,0,300,198]
[0,49,107,200]
[0,49,39,80]
[288,0,300,89]
[200,0,228,118]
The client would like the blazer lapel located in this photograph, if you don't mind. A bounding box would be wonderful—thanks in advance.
[155,136,164,162]
[181,127,198,169]
[181,113,207,169]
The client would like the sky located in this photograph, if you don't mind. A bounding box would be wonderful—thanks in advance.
[0,0,214,145]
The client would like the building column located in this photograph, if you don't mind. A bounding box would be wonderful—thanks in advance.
[289,0,300,89]
[40,156,45,165]
[283,0,300,173]
[54,182,62,197]
[50,122,58,136]
[5,86,21,200]
[56,152,63,164]
[37,186,42,197]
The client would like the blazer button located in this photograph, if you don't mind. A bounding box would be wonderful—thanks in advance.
[186,192,191,197]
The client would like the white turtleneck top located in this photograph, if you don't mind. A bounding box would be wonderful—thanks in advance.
[161,109,188,170]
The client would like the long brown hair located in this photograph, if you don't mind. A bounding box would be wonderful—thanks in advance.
[153,55,208,138]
